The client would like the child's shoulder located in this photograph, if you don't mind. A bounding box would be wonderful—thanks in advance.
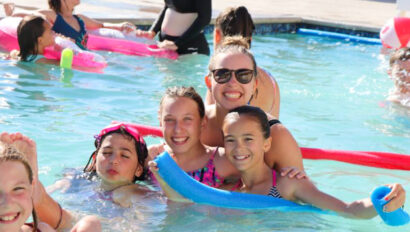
[21,222,55,232]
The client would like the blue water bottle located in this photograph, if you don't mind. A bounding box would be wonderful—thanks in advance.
[371,186,409,226]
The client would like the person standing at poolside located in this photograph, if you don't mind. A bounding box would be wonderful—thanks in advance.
[138,0,211,55]
[205,6,281,118]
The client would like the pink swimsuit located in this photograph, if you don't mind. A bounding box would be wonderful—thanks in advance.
[186,147,224,188]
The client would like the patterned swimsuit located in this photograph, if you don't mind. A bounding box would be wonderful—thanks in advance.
[232,171,282,198]
[186,147,224,187]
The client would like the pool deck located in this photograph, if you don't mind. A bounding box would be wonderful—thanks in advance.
[1,0,401,32]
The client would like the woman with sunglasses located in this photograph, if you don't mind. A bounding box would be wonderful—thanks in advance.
[202,36,304,176]
[205,6,280,119]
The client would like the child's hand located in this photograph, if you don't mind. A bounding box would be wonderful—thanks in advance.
[148,161,159,173]
[71,215,102,232]
[119,22,136,33]
[135,30,156,39]
[383,183,406,212]
[158,40,178,51]
[280,167,307,179]
[148,143,165,160]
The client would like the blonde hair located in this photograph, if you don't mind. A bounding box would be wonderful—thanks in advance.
[208,36,257,76]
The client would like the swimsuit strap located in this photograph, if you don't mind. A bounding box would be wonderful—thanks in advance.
[268,171,282,198]
[186,147,224,187]
[268,119,281,127]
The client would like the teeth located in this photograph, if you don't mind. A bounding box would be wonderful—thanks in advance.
[0,215,17,221]
[224,93,241,99]
[173,137,187,142]
[234,155,249,160]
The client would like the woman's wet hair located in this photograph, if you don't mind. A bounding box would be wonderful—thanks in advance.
[83,129,149,181]
[48,0,62,13]
[390,47,410,67]
[17,16,46,62]
[0,142,39,232]
[225,105,270,139]
[215,6,255,47]
[208,36,258,77]
[159,86,205,118]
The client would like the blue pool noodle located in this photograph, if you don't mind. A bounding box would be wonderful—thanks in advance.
[154,152,325,213]
[297,28,381,45]
[371,186,409,226]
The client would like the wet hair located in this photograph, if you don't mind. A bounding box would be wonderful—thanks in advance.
[215,6,255,47]
[159,86,205,118]
[48,0,62,13]
[17,16,46,62]
[225,105,270,139]
[83,128,149,181]
[390,48,410,67]
[0,142,39,232]
[208,36,258,77]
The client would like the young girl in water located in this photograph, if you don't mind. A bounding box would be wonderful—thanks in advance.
[149,86,239,189]
[205,6,281,118]
[0,136,101,232]
[5,1,135,49]
[221,105,406,218]
[202,36,304,176]
[14,16,57,63]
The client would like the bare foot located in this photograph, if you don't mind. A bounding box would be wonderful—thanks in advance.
[3,3,15,16]
[9,132,38,177]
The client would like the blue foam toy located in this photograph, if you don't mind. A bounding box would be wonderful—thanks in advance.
[154,152,326,213]
[371,186,409,226]
[297,28,382,45]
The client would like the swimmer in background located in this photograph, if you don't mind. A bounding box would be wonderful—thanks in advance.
[0,134,101,232]
[4,1,136,49]
[138,0,211,55]
[205,6,281,119]
[388,48,410,107]
[12,16,58,64]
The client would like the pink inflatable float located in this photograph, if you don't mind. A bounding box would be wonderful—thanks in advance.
[124,123,410,171]
[380,17,410,49]
[0,17,107,70]
[87,29,178,60]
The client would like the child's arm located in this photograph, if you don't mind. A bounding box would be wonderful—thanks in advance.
[148,161,192,203]
[78,15,135,32]
[283,177,406,219]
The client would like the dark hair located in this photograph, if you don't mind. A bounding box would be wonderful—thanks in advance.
[0,142,39,232]
[215,6,255,47]
[226,105,270,139]
[208,36,258,77]
[48,0,62,13]
[17,16,46,62]
[159,86,205,118]
[83,128,149,181]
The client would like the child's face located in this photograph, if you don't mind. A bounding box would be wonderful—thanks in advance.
[95,133,142,187]
[222,115,271,171]
[391,61,410,93]
[160,97,204,154]
[211,53,256,110]
[0,161,33,232]
[38,21,55,47]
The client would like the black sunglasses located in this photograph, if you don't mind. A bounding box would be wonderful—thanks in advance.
[211,69,255,84]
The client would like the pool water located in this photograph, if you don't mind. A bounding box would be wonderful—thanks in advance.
[0,33,409,232]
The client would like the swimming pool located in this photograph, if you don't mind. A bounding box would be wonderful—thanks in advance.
[0,33,409,231]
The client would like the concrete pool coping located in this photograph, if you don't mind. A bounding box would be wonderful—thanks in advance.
[3,0,400,34]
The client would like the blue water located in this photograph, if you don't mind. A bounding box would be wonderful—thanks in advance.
[0,33,409,231]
